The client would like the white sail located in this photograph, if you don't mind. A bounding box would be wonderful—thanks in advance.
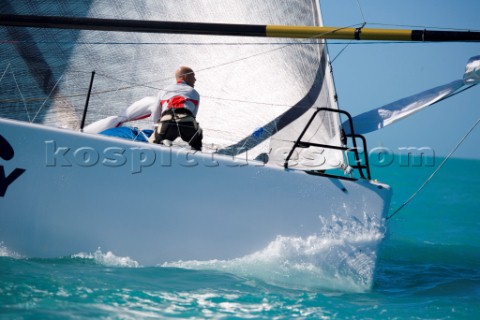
[83,96,157,133]
[464,55,480,84]
[343,55,480,135]
[0,0,345,171]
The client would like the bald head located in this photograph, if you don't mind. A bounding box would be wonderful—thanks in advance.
[175,66,196,87]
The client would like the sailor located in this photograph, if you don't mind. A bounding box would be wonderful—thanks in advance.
[150,66,202,151]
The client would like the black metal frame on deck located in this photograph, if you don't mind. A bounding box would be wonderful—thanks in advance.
[284,108,371,181]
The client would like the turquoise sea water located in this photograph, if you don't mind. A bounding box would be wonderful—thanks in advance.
[1,157,479,319]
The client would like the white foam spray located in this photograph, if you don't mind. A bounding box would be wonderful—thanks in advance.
[0,242,22,259]
[72,248,140,268]
[163,214,386,292]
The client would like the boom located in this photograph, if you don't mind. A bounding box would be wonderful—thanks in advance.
[1,14,480,42]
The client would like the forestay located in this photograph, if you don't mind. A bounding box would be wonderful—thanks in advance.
[0,0,345,171]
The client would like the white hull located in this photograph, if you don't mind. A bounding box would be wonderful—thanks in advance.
[0,118,391,266]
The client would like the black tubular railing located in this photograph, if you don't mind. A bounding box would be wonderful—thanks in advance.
[284,107,371,180]
[345,133,371,180]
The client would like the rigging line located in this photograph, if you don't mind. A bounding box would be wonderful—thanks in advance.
[8,23,365,103]
[11,71,31,122]
[330,40,353,64]
[328,0,368,64]
[88,78,287,108]
[2,40,438,113]
[448,82,479,96]
[354,0,367,25]
[0,69,161,104]
[35,25,360,106]
[386,117,480,221]
[0,92,291,108]
[327,21,375,64]
[0,93,90,104]
[113,46,303,89]
[140,23,365,87]
[0,69,293,107]
[419,82,479,110]
[93,71,164,91]
[203,95,289,107]
[0,25,366,111]
[363,22,480,33]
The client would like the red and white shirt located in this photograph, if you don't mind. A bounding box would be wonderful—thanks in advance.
[152,80,200,124]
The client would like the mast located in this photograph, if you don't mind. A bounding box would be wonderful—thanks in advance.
[1,14,480,42]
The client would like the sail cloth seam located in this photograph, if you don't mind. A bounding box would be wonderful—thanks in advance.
[31,74,64,123]
[11,71,31,122]
[387,116,480,221]
[0,63,10,83]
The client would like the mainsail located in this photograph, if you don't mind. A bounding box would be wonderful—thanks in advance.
[0,0,397,285]
[0,0,345,171]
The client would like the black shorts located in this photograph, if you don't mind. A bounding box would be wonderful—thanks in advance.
[154,118,202,151]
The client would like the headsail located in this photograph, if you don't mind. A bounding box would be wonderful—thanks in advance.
[0,0,345,170]
[343,55,480,135]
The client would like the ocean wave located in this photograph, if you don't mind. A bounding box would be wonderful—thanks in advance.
[163,214,386,292]
[0,242,22,259]
[71,248,140,268]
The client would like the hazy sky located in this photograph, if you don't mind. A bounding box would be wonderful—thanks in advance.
[321,0,480,159]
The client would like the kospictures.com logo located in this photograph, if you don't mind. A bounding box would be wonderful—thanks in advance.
[44,139,437,174]
[44,140,263,174]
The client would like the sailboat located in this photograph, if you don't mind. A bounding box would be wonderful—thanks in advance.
[0,1,478,289]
